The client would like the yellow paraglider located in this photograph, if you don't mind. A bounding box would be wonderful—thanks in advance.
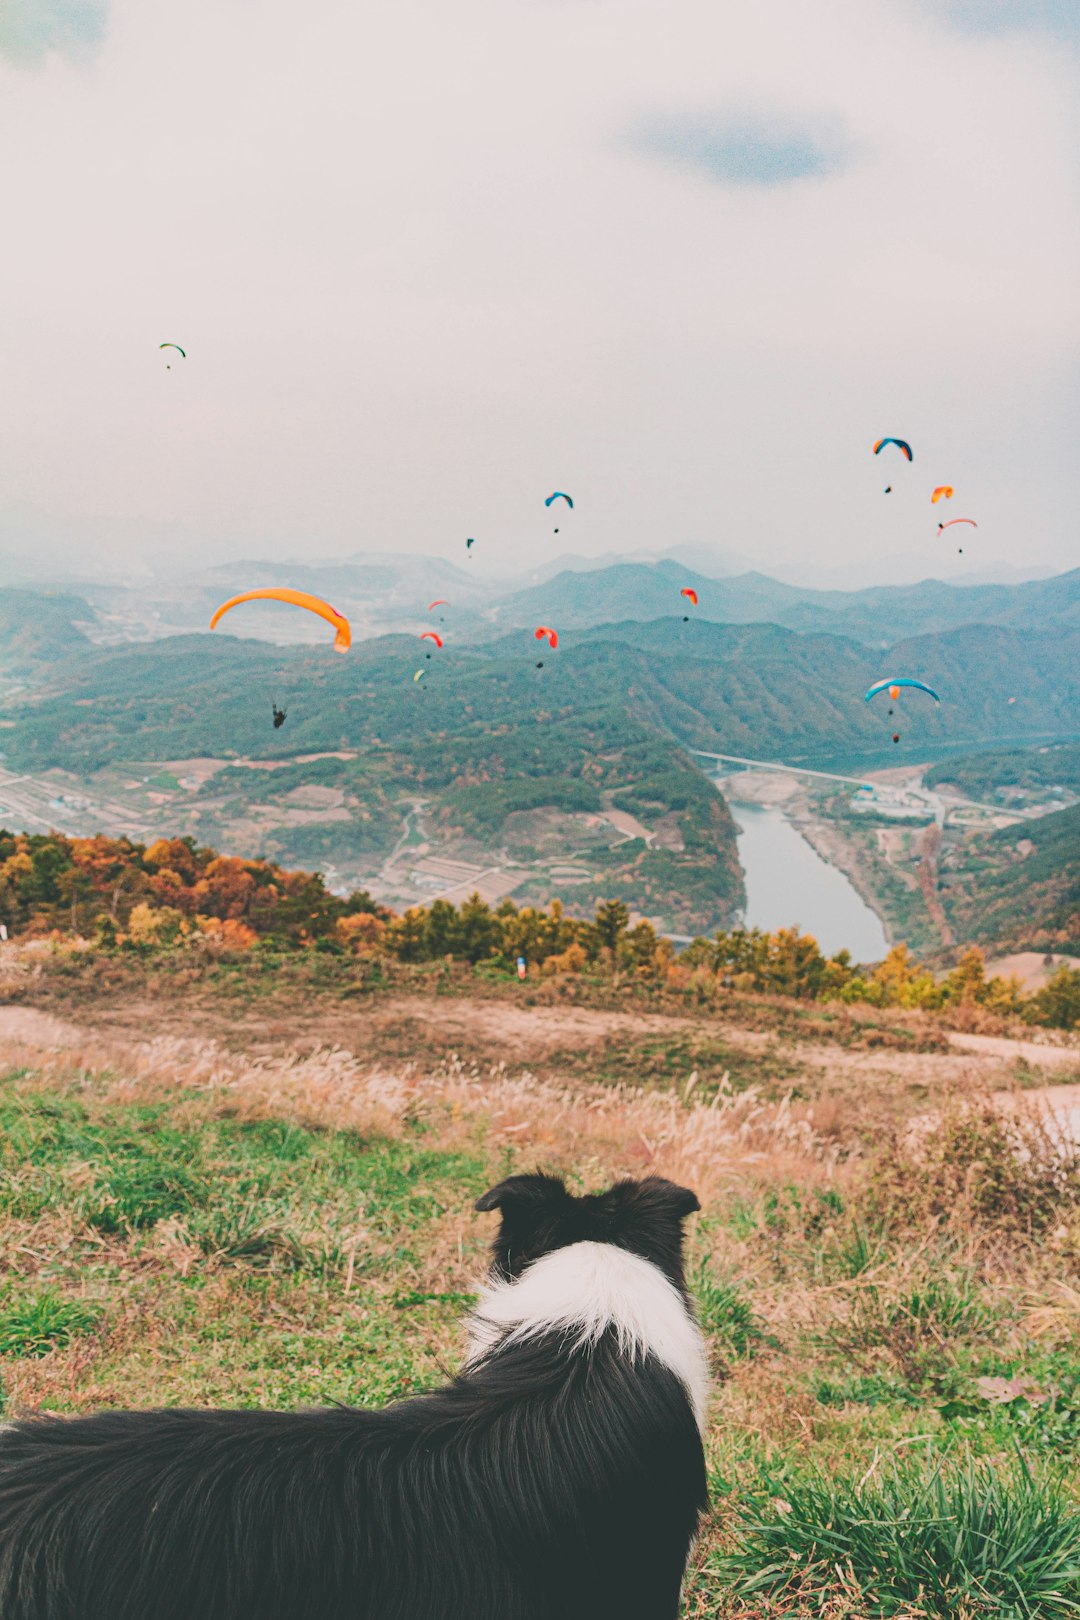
[209,589,351,653]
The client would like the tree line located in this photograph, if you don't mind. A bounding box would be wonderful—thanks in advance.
[1,829,1076,1028]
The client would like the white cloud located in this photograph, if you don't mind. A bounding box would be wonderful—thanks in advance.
[0,0,1075,582]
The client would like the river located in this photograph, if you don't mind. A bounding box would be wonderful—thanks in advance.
[730,800,890,963]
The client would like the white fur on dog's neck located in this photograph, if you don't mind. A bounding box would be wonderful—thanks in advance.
[466,1241,709,1431]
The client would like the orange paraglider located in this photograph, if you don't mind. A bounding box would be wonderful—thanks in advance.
[209,589,351,653]
[420,631,443,648]
[680,588,698,606]
[931,486,954,504]
[534,626,558,649]
[427,600,449,611]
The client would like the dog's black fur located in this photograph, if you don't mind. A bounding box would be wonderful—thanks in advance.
[0,1174,707,1620]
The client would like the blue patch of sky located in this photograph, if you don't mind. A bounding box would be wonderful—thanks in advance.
[928,0,1079,43]
[628,110,852,188]
[0,0,108,67]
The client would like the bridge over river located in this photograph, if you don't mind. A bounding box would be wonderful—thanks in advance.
[690,750,1040,828]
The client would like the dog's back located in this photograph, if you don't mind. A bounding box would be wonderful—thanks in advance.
[0,1175,708,1620]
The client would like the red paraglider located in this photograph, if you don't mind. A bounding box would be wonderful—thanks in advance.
[938,518,976,552]
[420,631,443,648]
[534,626,558,649]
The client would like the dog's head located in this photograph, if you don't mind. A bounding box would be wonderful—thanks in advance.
[475,1173,700,1295]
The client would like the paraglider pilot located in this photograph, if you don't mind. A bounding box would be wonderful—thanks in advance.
[272,705,287,730]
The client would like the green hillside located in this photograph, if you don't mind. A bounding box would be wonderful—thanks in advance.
[926,742,1080,800]
[6,620,1076,773]
[0,588,94,677]
[939,803,1080,954]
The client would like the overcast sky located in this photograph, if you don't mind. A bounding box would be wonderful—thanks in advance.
[1,0,1077,586]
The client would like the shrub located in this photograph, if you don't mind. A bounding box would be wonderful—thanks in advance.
[541,942,587,975]
[336,912,387,953]
[196,916,258,952]
[1025,966,1080,1031]
[864,1098,1080,1237]
[126,901,185,947]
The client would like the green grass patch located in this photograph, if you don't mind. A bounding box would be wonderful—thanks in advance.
[0,1290,101,1358]
[691,1265,775,1362]
[714,1453,1080,1617]
[0,1068,489,1412]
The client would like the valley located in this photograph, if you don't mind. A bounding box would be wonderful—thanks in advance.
[1,566,1077,953]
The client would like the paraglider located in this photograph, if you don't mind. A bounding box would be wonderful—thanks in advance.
[938,518,976,553]
[466,538,476,552]
[680,588,698,606]
[428,600,449,611]
[865,677,941,704]
[873,439,911,492]
[210,589,351,653]
[545,492,572,533]
[160,343,186,369]
[535,626,558,649]
[420,631,443,648]
[413,669,425,682]
[931,486,954,504]
[272,705,287,730]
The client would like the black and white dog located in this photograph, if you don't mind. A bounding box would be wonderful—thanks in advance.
[0,1173,708,1620]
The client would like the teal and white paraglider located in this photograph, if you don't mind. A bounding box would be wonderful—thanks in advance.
[865,677,941,704]
[545,491,573,533]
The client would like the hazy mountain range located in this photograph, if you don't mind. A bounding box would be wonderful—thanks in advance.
[2,555,1076,665]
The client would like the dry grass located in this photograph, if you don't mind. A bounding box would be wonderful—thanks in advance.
[2,1016,839,1211]
[4,990,1080,1617]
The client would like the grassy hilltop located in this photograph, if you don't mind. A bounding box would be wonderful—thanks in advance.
[3,952,1080,1617]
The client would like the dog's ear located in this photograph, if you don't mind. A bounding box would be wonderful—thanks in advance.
[623,1176,700,1220]
[650,1179,701,1219]
[475,1174,569,1215]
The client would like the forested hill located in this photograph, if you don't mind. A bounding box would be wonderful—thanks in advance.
[0,589,94,676]
[940,803,1080,955]
[493,563,1080,645]
[5,618,1076,774]
[926,742,1080,800]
